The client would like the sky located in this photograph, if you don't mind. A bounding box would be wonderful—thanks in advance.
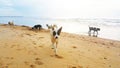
[0,0,120,19]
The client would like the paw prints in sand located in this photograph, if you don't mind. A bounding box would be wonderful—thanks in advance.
[34,58,44,65]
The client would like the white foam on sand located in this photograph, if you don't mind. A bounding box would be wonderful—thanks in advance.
[99,26,120,41]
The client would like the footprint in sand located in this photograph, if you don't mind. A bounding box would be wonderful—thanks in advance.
[110,42,114,45]
[38,46,43,48]
[37,37,44,40]
[104,57,107,60]
[24,61,36,68]
[25,33,32,36]
[32,41,37,45]
[72,46,77,49]
[101,43,105,45]
[11,45,16,48]
[35,60,43,65]
[35,58,41,60]
[24,61,30,65]
[109,65,111,67]
[2,66,8,68]
[68,65,83,68]
[30,64,36,68]
[5,57,14,59]
[34,58,43,65]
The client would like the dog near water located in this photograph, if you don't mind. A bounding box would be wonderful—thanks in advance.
[8,21,14,25]
[88,26,100,37]
[46,24,57,29]
[32,24,42,30]
[46,24,62,55]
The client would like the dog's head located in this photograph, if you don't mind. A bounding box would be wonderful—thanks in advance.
[46,24,62,39]
[97,28,100,31]
[51,27,62,39]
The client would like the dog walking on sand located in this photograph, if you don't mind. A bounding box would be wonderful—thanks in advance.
[46,24,62,55]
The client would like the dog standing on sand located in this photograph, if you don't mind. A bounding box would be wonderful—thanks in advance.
[32,24,42,30]
[8,21,14,25]
[88,26,100,37]
[46,24,57,29]
[46,24,62,55]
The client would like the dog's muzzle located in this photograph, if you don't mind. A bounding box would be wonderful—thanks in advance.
[55,36,58,39]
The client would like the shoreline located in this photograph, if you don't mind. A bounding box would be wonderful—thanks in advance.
[62,31,120,42]
[1,17,120,41]
[1,23,120,42]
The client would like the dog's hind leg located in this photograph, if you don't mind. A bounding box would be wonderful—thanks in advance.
[93,31,95,37]
[96,31,98,37]
[94,31,97,37]
[88,30,91,36]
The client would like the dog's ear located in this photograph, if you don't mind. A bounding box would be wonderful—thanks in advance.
[98,28,100,31]
[57,27,62,35]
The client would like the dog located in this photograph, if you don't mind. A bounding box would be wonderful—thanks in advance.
[46,24,57,29]
[88,26,100,37]
[8,21,14,25]
[46,24,62,55]
[32,24,42,30]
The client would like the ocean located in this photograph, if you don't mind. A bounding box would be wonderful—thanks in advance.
[0,16,120,41]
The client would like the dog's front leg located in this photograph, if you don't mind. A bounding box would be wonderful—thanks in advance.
[93,31,95,37]
[54,42,58,55]
[52,42,57,55]
[51,43,54,49]
[54,47,57,56]
[96,31,98,37]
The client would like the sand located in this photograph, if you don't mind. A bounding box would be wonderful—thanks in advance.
[0,24,120,68]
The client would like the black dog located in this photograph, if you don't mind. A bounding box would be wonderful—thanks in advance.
[88,26,100,37]
[32,24,42,30]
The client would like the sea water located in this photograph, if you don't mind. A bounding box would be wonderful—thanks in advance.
[0,16,120,41]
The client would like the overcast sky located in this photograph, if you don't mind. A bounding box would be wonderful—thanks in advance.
[0,0,120,19]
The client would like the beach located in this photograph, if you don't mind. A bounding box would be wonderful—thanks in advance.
[0,24,120,68]
[0,17,120,41]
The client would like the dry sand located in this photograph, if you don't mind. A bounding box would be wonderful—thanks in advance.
[0,24,120,68]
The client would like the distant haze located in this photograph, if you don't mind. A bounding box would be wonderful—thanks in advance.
[0,0,120,19]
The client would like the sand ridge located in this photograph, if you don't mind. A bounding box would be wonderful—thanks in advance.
[0,24,120,68]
